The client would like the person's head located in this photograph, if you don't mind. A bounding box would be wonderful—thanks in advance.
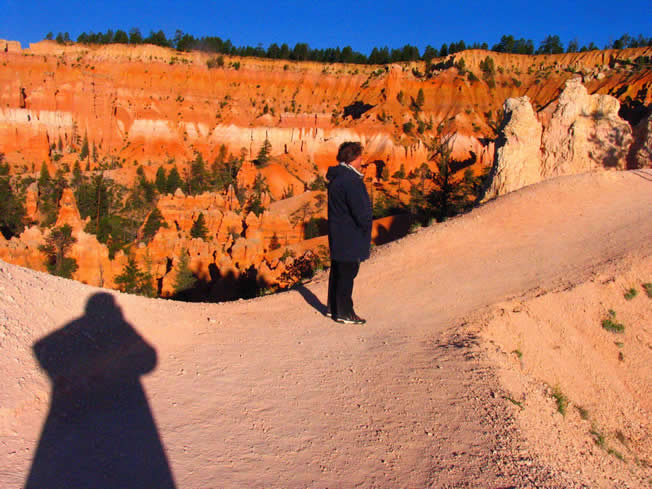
[337,141,363,164]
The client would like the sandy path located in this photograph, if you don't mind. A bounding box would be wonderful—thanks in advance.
[1,170,650,488]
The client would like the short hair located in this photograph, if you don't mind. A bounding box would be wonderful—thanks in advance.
[337,142,363,164]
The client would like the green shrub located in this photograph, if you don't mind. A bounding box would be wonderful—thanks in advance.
[551,386,569,415]
[607,448,624,461]
[601,310,625,333]
[479,56,495,76]
[591,427,606,448]
[643,283,652,298]
[206,56,224,69]
[576,405,590,420]
[624,288,637,300]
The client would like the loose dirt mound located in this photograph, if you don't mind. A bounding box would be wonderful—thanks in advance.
[0,170,650,488]
[477,254,651,488]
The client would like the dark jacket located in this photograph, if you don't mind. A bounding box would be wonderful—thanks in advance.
[326,163,373,262]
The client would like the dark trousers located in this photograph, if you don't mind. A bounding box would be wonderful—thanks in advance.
[327,260,360,318]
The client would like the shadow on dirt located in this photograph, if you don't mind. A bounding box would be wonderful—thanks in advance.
[26,292,176,489]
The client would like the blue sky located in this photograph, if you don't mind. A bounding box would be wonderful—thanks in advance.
[1,0,650,54]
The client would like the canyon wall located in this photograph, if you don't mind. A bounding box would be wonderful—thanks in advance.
[1,41,650,181]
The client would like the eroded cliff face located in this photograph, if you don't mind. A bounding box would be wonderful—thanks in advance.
[1,41,650,178]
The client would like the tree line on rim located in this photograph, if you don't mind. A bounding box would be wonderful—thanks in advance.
[45,29,652,65]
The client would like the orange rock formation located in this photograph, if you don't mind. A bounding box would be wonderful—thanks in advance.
[1,40,649,177]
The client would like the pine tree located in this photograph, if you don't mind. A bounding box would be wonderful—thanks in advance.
[137,165,156,203]
[38,162,59,227]
[129,28,143,44]
[39,161,51,187]
[0,168,26,239]
[416,88,425,110]
[80,132,89,160]
[255,138,272,166]
[245,173,268,216]
[114,255,155,296]
[408,163,432,222]
[71,160,83,188]
[38,224,78,278]
[166,166,183,194]
[173,249,197,295]
[211,153,241,191]
[155,166,167,194]
[536,35,564,55]
[76,172,111,234]
[392,163,407,198]
[188,153,208,195]
[426,137,478,222]
[269,232,281,250]
[422,45,439,62]
[142,207,167,242]
[215,144,227,164]
[190,212,208,240]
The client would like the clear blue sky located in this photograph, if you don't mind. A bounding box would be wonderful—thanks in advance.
[1,0,650,54]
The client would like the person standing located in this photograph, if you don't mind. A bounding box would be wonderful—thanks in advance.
[326,141,372,324]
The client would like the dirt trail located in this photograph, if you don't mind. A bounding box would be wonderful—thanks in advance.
[1,170,650,488]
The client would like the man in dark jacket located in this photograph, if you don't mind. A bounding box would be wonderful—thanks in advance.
[326,141,372,324]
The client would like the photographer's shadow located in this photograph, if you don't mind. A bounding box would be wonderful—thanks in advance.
[26,292,176,489]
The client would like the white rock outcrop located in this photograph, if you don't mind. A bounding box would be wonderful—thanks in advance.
[542,77,632,176]
[483,96,543,200]
[484,77,634,200]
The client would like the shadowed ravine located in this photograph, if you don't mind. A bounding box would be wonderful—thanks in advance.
[0,170,650,488]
